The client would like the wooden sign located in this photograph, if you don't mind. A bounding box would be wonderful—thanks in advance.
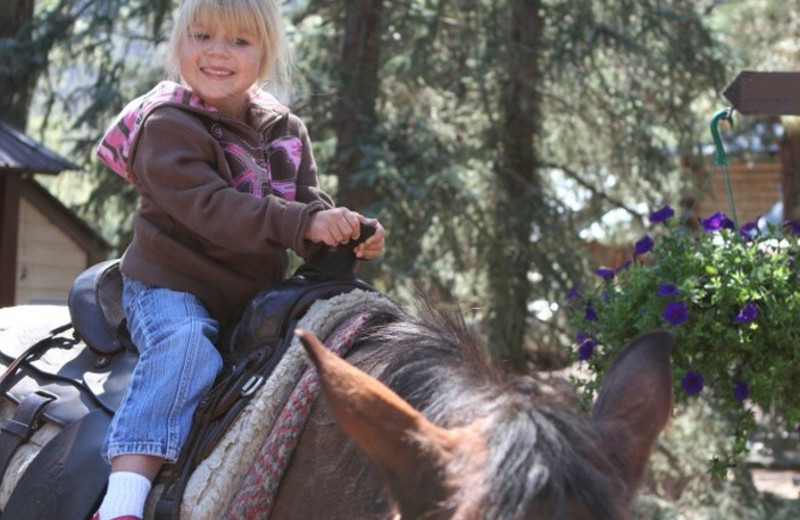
[723,71,800,116]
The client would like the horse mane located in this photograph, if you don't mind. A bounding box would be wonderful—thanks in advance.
[347,298,628,519]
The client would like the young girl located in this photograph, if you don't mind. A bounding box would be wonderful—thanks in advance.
[93,0,385,518]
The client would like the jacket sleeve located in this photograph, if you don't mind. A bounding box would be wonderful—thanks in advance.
[291,116,336,208]
[130,108,326,256]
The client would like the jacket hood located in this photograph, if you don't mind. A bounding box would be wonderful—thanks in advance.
[96,81,287,182]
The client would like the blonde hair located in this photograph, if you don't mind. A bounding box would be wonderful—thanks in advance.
[166,0,296,100]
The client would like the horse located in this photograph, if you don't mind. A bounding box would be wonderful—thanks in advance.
[267,302,673,520]
[0,241,672,519]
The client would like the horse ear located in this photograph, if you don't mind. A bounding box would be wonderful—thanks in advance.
[296,329,476,515]
[590,330,673,494]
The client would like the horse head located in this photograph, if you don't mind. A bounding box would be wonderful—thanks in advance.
[297,328,673,519]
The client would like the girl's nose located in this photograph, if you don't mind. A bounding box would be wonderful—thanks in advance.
[206,35,229,56]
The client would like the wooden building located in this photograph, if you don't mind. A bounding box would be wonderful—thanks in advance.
[0,122,111,306]
[693,155,783,226]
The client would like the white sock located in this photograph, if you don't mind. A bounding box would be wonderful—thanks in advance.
[98,471,152,520]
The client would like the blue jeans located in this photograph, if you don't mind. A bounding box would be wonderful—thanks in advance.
[104,275,223,463]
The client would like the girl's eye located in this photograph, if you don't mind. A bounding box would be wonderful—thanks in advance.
[191,32,209,41]
[234,38,249,46]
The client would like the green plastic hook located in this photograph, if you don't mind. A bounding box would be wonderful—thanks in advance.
[710,108,734,166]
[709,108,738,229]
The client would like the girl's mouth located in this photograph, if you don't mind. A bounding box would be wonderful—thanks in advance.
[201,67,233,77]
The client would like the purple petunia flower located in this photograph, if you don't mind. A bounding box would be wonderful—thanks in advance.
[635,235,655,256]
[584,303,597,322]
[657,283,679,297]
[682,370,704,395]
[733,303,758,323]
[650,206,675,224]
[733,380,750,402]
[701,211,735,232]
[577,338,597,361]
[662,301,689,326]
[595,267,615,281]
[740,220,758,242]
[616,261,631,273]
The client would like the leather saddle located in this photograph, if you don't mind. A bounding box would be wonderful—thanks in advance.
[0,228,376,519]
[0,261,136,520]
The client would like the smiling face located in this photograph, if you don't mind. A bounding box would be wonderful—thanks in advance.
[178,17,263,121]
[167,0,296,110]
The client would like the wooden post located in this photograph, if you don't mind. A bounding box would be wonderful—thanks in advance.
[780,118,800,221]
[0,175,21,306]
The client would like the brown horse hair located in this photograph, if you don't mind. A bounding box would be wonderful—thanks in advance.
[344,298,628,520]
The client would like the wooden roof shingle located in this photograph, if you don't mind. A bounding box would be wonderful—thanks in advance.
[0,121,79,175]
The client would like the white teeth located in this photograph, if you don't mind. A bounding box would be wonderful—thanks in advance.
[202,67,232,76]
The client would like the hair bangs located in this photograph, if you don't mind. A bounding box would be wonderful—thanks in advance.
[186,0,262,42]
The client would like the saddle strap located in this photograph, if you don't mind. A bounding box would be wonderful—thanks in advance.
[153,346,273,520]
[0,322,71,492]
[0,391,55,488]
[0,323,72,395]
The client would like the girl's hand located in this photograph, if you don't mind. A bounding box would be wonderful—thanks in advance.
[305,208,362,246]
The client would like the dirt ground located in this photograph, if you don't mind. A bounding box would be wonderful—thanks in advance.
[751,469,799,499]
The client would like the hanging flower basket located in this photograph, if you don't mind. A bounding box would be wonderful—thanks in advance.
[567,205,800,473]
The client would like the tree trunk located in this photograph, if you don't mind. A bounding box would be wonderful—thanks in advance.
[333,0,383,210]
[0,0,36,128]
[487,0,543,370]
